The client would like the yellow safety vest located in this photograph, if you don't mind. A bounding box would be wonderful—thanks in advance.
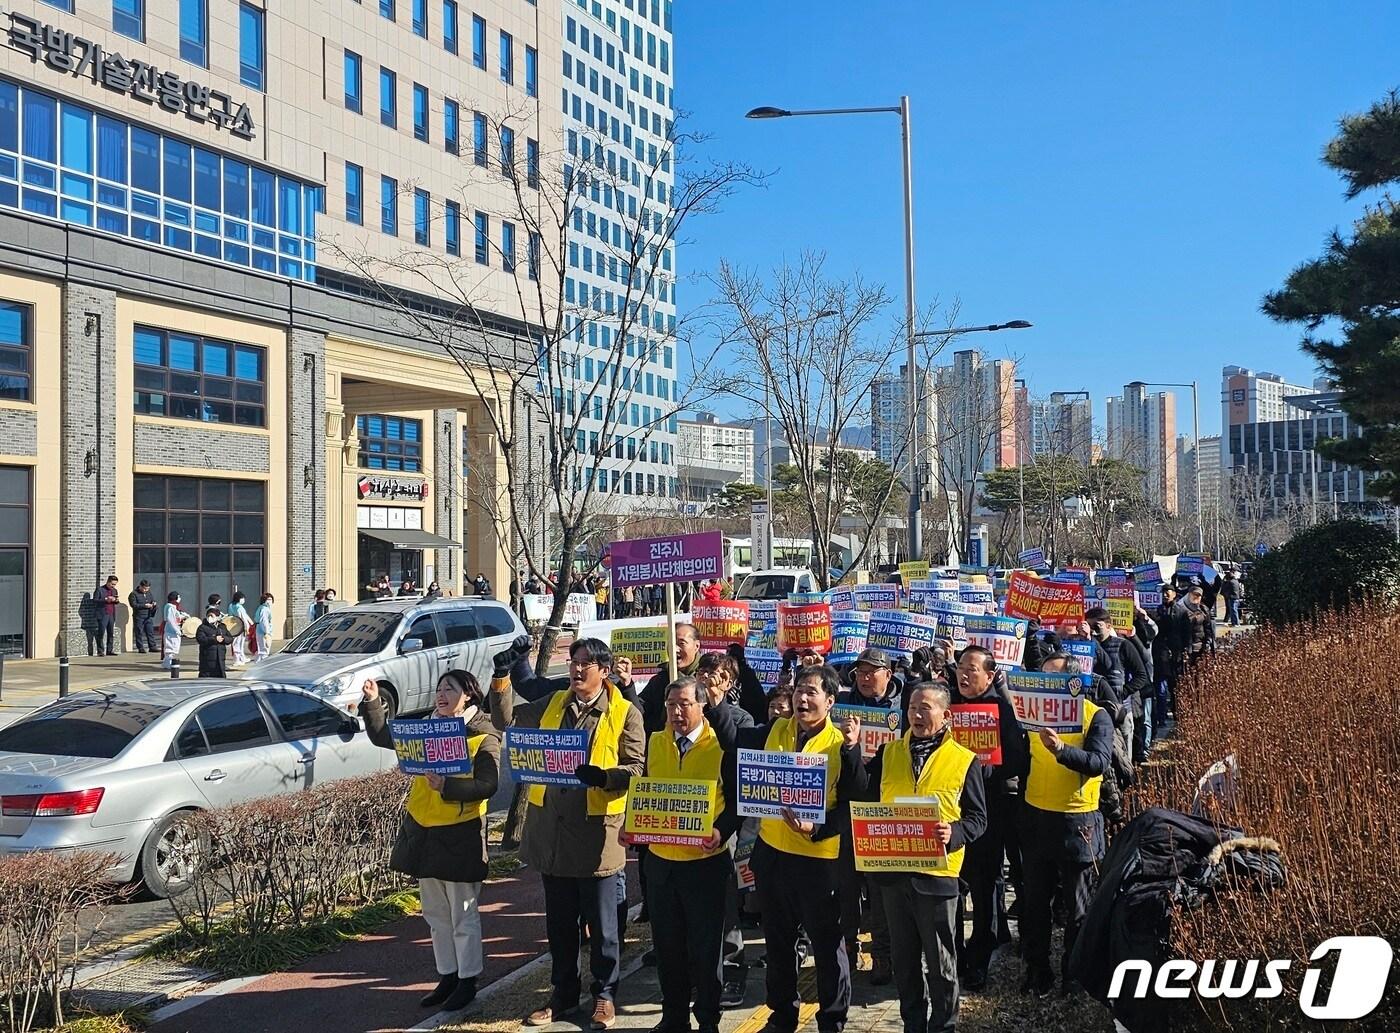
[405,733,492,827]
[879,732,977,878]
[644,723,726,862]
[527,686,633,816]
[757,716,844,861]
[1025,699,1102,814]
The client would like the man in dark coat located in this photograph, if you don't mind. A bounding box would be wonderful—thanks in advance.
[128,580,159,653]
[640,623,703,734]
[194,608,230,678]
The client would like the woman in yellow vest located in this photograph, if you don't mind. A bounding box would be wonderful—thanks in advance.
[1018,653,1114,997]
[715,664,865,1033]
[860,682,987,1033]
[362,670,500,1013]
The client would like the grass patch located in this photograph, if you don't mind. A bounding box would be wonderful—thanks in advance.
[487,851,524,877]
[54,1008,150,1033]
[143,889,421,978]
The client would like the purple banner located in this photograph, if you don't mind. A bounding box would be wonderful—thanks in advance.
[610,530,725,588]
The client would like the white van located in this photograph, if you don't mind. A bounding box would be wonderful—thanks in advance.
[735,568,818,601]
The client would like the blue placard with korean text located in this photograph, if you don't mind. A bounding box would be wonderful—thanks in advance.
[736,748,828,823]
[388,717,472,776]
[503,727,589,786]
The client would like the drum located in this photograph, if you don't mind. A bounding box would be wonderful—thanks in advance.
[180,616,203,638]
[222,614,246,637]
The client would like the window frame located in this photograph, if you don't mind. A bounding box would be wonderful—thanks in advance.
[444,98,460,155]
[473,210,489,265]
[412,83,429,142]
[379,67,397,129]
[238,2,265,91]
[380,175,398,235]
[178,0,209,68]
[356,413,423,472]
[411,0,427,37]
[179,693,275,757]
[0,300,32,403]
[112,0,145,42]
[413,188,431,247]
[471,14,486,69]
[445,199,460,256]
[345,161,363,225]
[442,0,458,53]
[499,29,513,84]
[133,326,267,427]
[259,689,352,741]
[344,50,363,112]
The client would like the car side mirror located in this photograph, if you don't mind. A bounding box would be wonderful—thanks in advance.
[340,717,361,735]
[400,637,424,654]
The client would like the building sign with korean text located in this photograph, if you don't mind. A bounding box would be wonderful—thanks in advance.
[357,475,430,502]
[6,11,256,140]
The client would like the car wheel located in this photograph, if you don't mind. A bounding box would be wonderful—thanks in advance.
[376,684,399,721]
[139,811,204,899]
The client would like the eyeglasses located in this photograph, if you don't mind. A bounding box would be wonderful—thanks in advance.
[569,658,600,669]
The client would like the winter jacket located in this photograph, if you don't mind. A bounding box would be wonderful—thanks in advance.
[950,678,1029,795]
[1100,635,1150,703]
[1021,629,1060,671]
[194,621,228,678]
[491,683,646,878]
[364,702,500,883]
[1182,602,1216,656]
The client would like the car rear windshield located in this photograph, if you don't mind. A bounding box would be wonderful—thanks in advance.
[737,575,795,600]
[0,698,170,758]
[282,612,401,654]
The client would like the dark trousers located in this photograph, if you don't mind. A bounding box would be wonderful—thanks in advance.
[958,811,1006,972]
[133,615,157,652]
[878,881,958,1033]
[752,842,849,1033]
[96,614,115,654]
[542,872,623,1002]
[838,834,889,962]
[646,851,728,1028]
[1018,813,1097,983]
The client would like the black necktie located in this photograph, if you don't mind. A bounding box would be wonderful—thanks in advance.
[676,735,690,758]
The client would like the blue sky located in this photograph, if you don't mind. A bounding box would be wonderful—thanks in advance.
[671,1,1400,438]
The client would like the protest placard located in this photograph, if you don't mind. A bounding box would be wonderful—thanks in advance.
[624,777,718,846]
[1018,547,1046,568]
[389,717,473,776]
[930,598,978,647]
[1007,672,1085,732]
[950,703,1003,765]
[1003,572,1085,630]
[849,800,946,872]
[734,825,758,890]
[777,601,832,654]
[503,727,589,785]
[736,748,828,823]
[832,703,902,760]
[1137,587,1163,609]
[853,583,900,612]
[828,611,870,664]
[898,560,930,583]
[746,647,784,689]
[693,601,750,652]
[1094,568,1130,583]
[1132,562,1163,586]
[610,530,724,588]
[1175,555,1204,577]
[1064,637,1097,677]
[959,582,996,614]
[866,609,939,660]
[608,625,671,678]
[827,584,855,612]
[1086,583,1135,632]
[964,614,1028,670]
[906,579,959,614]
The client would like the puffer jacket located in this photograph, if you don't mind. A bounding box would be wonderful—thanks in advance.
[364,701,501,884]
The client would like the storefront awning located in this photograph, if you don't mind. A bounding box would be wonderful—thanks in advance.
[358,528,462,550]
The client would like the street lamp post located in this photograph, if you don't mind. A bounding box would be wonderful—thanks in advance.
[1139,381,1204,554]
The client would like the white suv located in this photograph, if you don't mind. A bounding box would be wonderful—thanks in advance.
[245,597,525,719]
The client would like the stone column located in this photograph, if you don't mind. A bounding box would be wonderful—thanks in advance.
[59,285,118,655]
[433,407,460,594]
[286,330,326,631]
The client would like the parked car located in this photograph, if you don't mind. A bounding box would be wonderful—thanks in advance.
[0,681,394,897]
[246,597,527,719]
[735,568,818,601]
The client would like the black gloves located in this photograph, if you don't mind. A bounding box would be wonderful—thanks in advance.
[492,634,533,678]
[574,764,608,788]
[781,648,800,672]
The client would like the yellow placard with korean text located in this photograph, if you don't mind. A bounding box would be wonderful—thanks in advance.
[624,777,718,846]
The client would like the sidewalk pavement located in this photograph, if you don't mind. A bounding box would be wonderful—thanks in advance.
[143,857,1115,1033]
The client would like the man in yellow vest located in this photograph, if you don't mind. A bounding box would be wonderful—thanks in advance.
[860,682,987,1033]
[490,637,646,1031]
[633,675,740,1033]
[716,664,865,1033]
[1019,653,1113,997]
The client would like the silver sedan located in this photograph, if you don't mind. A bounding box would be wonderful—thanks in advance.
[0,680,396,897]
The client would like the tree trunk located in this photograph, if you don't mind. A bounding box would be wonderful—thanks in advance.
[533,525,579,677]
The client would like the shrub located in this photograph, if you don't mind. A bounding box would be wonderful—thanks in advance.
[1130,601,1400,1030]
[167,769,409,949]
[1247,519,1400,625]
[0,852,124,1033]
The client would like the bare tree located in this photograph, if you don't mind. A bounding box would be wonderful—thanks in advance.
[323,107,761,671]
[711,256,908,589]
